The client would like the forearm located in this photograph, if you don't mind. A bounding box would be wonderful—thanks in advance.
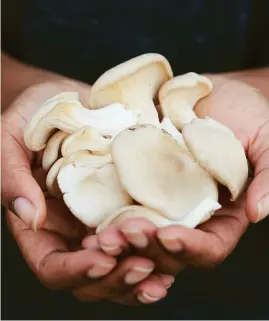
[1,53,65,111]
[223,67,269,101]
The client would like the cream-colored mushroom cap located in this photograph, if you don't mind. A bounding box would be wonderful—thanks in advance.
[111,124,219,222]
[24,92,139,151]
[57,163,134,227]
[42,130,69,171]
[182,117,249,200]
[89,53,173,126]
[61,126,111,157]
[46,151,112,197]
[159,72,213,130]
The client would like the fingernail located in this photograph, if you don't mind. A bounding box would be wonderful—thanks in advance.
[87,263,115,279]
[125,266,154,285]
[100,244,121,255]
[121,228,148,248]
[161,275,175,289]
[137,292,161,304]
[158,235,183,253]
[256,194,269,222]
[12,197,40,231]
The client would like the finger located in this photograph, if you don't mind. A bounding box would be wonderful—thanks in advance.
[120,218,185,275]
[157,199,248,268]
[1,126,46,230]
[72,256,155,301]
[246,122,269,222]
[43,198,87,241]
[97,226,129,255]
[6,211,116,289]
[82,234,101,250]
[111,274,168,306]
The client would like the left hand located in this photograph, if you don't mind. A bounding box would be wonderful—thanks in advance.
[82,74,269,278]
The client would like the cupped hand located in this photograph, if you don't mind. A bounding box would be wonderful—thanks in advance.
[83,74,269,276]
[1,81,169,305]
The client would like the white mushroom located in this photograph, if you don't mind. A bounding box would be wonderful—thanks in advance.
[159,72,213,130]
[57,163,134,227]
[89,53,173,126]
[42,131,69,171]
[160,116,188,149]
[61,126,111,157]
[182,117,249,200]
[97,199,220,232]
[46,151,112,197]
[111,124,220,225]
[24,93,139,151]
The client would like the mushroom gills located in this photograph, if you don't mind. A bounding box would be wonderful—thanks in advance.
[57,163,134,227]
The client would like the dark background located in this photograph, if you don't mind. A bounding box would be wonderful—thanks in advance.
[2,0,269,319]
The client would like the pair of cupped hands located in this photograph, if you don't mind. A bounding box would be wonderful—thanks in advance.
[2,74,269,305]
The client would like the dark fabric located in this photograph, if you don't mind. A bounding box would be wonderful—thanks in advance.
[2,1,269,319]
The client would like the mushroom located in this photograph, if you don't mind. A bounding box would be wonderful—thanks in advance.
[57,163,134,227]
[24,93,139,151]
[160,116,188,150]
[111,124,220,225]
[159,72,213,131]
[89,53,173,126]
[97,199,220,233]
[182,117,249,200]
[61,126,111,157]
[42,130,69,171]
[46,151,112,197]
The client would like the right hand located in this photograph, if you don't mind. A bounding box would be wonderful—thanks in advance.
[1,80,170,305]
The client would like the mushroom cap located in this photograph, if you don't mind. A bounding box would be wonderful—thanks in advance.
[159,73,213,130]
[97,198,221,233]
[42,130,69,171]
[24,93,83,151]
[96,205,172,233]
[46,151,112,197]
[111,124,218,221]
[88,53,173,125]
[89,53,173,109]
[57,163,134,227]
[61,126,111,157]
[182,117,249,200]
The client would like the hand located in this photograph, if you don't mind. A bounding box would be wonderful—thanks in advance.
[1,81,170,305]
[83,74,269,276]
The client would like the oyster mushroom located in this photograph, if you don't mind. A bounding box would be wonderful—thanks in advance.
[89,53,173,126]
[159,72,213,130]
[160,117,188,150]
[24,93,139,151]
[111,124,220,225]
[97,200,220,233]
[182,117,249,200]
[42,130,69,171]
[57,163,134,227]
[46,151,112,197]
[61,126,111,157]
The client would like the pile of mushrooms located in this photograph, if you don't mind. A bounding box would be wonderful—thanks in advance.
[24,53,249,234]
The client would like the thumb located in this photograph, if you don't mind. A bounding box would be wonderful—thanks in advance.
[1,127,46,230]
[246,122,269,223]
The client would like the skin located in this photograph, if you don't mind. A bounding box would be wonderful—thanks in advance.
[2,52,269,304]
